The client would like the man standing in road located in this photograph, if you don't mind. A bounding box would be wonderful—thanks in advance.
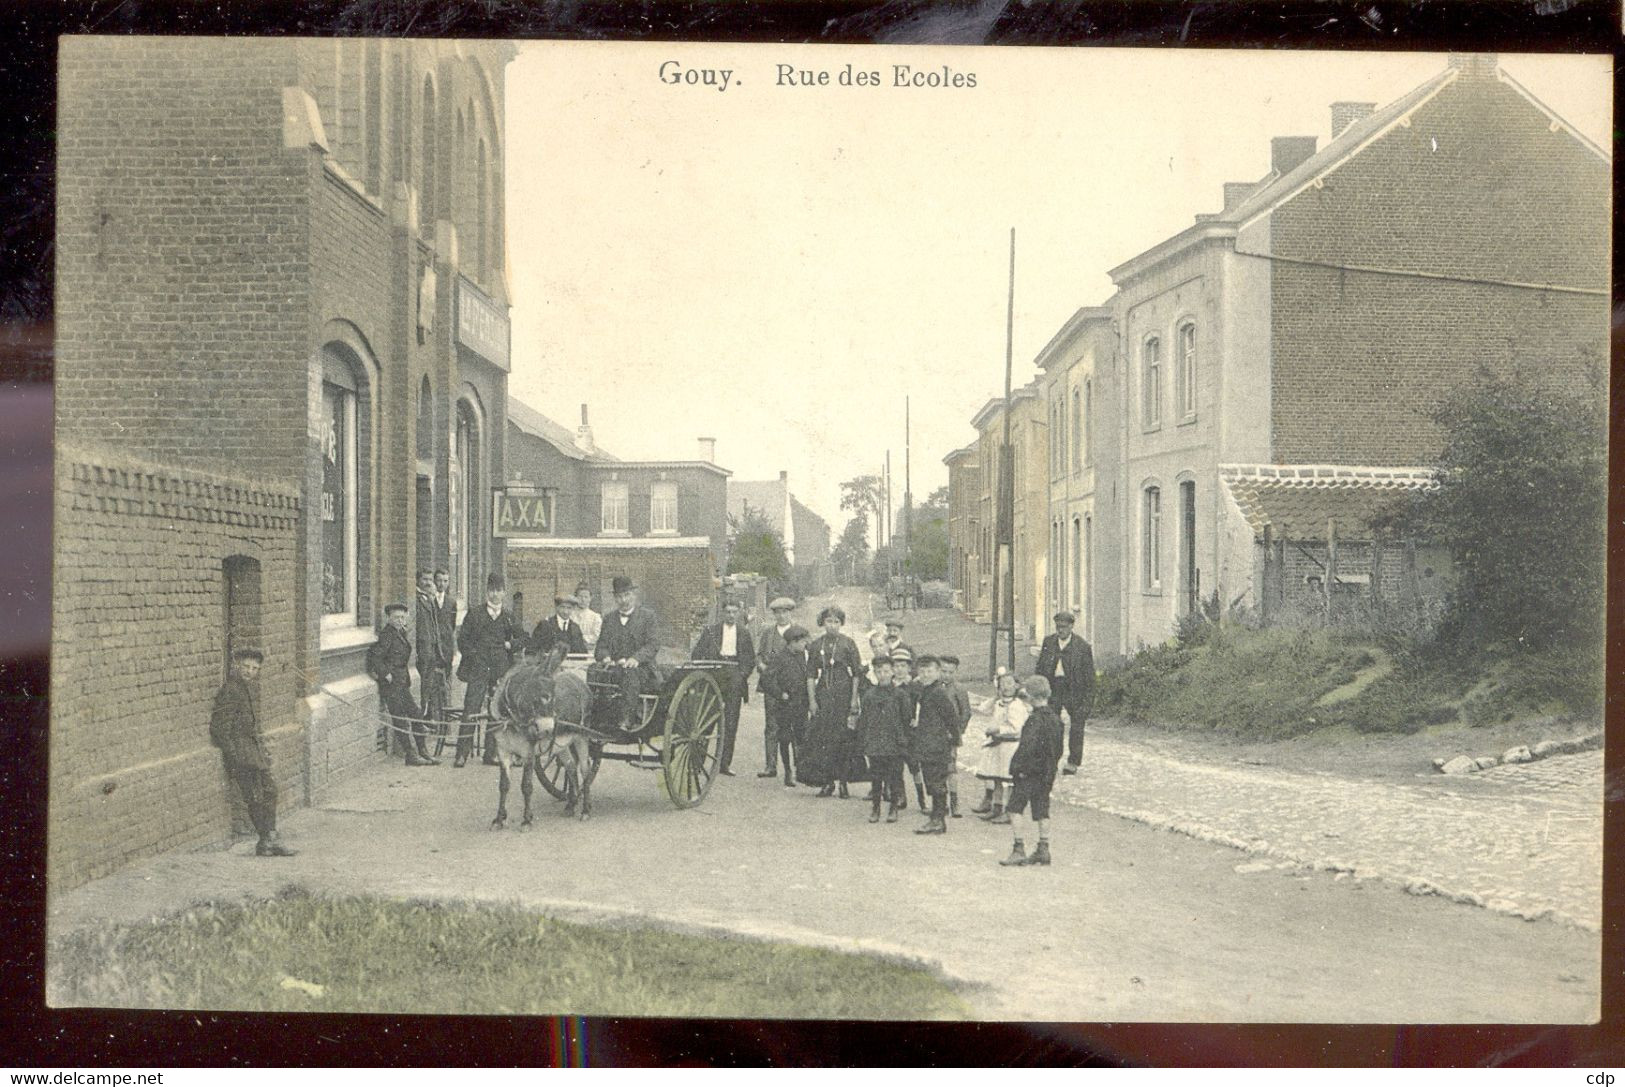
[593,575,661,731]
[209,648,296,857]
[456,572,522,768]
[691,596,757,777]
[1035,611,1095,775]
[754,596,797,779]
[415,569,451,754]
[909,654,959,836]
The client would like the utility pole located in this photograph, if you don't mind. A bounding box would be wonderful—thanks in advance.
[884,451,892,575]
[990,228,1016,676]
[904,396,912,610]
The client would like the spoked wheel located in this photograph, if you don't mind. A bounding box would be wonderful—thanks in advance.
[659,671,724,809]
[534,733,600,802]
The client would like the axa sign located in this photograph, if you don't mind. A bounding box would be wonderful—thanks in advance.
[493,490,554,537]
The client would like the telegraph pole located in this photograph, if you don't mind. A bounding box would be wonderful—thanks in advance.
[990,228,1016,676]
[904,396,913,609]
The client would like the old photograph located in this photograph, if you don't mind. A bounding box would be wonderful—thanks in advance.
[46,37,1609,1024]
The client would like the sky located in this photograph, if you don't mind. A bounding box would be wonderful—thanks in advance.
[502,45,1610,534]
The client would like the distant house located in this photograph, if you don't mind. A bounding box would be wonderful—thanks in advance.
[726,472,832,593]
[503,400,731,647]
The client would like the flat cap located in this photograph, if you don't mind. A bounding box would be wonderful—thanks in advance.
[769,596,796,611]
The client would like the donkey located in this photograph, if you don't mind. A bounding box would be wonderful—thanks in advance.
[489,645,595,827]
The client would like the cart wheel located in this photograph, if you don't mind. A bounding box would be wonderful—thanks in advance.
[659,671,723,809]
[433,710,460,758]
[534,733,601,803]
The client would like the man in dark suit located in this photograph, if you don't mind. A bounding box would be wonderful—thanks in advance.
[456,571,522,767]
[753,596,797,777]
[415,570,451,753]
[209,648,296,856]
[531,594,589,659]
[690,596,757,777]
[370,602,431,766]
[433,568,458,661]
[592,575,661,730]
[1034,611,1095,775]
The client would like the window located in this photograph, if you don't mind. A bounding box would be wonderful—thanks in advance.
[1083,380,1093,465]
[601,480,629,534]
[320,349,362,622]
[1176,322,1197,420]
[1072,517,1082,611]
[1071,387,1082,472]
[420,77,437,224]
[1142,486,1162,591]
[452,402,481,605]
[1143,337,1162,428]
[650,481,678,535]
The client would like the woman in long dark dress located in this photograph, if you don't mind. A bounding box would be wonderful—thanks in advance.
[801,605,864,797]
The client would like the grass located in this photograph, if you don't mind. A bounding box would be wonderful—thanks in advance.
[49,888,972,1019]
[1097,622,1602,741]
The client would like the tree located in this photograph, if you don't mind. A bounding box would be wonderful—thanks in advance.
[830,514,870,584]
[839,474,883,546]
[907,486,950,582]
[1400,370,1606,653]
[726,503,788,580]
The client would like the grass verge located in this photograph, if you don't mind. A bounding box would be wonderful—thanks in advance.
[49,888,972,1019]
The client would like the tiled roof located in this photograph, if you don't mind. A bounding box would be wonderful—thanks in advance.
[1219,463,1438,539]
[506,397,619,462]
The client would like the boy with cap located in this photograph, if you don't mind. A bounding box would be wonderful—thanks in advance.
[759,624,811,786]
[755,596,798,777]
[909,655,959,835]
[531,593,589,659]
[1001,675,1066,866]
[369,603,432,766]
[210,648,296,856]
[888,645,923,811]
[456,572,522,767]
[938,654,972,817]
[857,655,910,823]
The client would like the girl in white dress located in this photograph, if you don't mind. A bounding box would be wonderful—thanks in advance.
[972,669,1027,824]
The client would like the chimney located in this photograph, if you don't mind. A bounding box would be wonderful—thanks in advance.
[697,437,716,463]
[1447,52,1498,80]
[576,403,595,455]
[1330,102,1376,139]
[1270,136,1318,177]
[1222,182,1254,213]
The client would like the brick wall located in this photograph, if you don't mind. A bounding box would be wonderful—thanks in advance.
[51,448,302,889]
[505,544,718,653]
[1269,71,1609,465]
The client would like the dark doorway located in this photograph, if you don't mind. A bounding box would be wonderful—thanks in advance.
[223,555,263,678]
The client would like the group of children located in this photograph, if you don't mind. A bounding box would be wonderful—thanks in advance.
[756,613,1066,868]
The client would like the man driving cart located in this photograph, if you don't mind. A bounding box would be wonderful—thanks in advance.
[590,575,661,730]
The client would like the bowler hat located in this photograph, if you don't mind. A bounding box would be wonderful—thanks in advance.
[769,596,796,611]
[612,575,636,595]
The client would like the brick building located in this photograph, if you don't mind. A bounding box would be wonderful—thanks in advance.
[726,474,833,594]
[54,37,515,887]
[942,444,979,613]
[503,398,731,649]
[944,54,1606,661]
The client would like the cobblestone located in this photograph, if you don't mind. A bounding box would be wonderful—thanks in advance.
[1052,733,1601,931]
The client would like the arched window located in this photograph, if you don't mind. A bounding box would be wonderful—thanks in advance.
[420,76,437,225]
[1142,486,1162,591]
[1083,380,1093,466]
[1176,322,1197,420]
[391,51,407,191]
[454,108,466,225]
[1143,337,1162,428]
[1071,516,1082,612]
[451,399,482,604]
[476,137,488,282]
[320,340,373,625]
[1071,386,1082,472]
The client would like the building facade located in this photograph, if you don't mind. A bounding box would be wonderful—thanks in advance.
[54,37,515,887]
[726,474,833,594]
[966,383,1047,639]
[942,445,979,614]
[502,399,731,648]
[944,54,1607,663]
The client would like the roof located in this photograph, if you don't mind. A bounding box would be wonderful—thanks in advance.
[969,381,1042,429]
[506,397,618,462]
[943,444,978,466]
[1034,306,1114,370]
[1219,463,1438,540]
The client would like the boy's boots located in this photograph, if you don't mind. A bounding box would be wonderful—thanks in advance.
[869,795,882,823]
[949,790,962,818]
[970,790,994,815]
[885,801,899,823]
[999,840,1026,866]
[1022,840,1052,866]
[987,805,1011,825]
[914,792,948,835]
